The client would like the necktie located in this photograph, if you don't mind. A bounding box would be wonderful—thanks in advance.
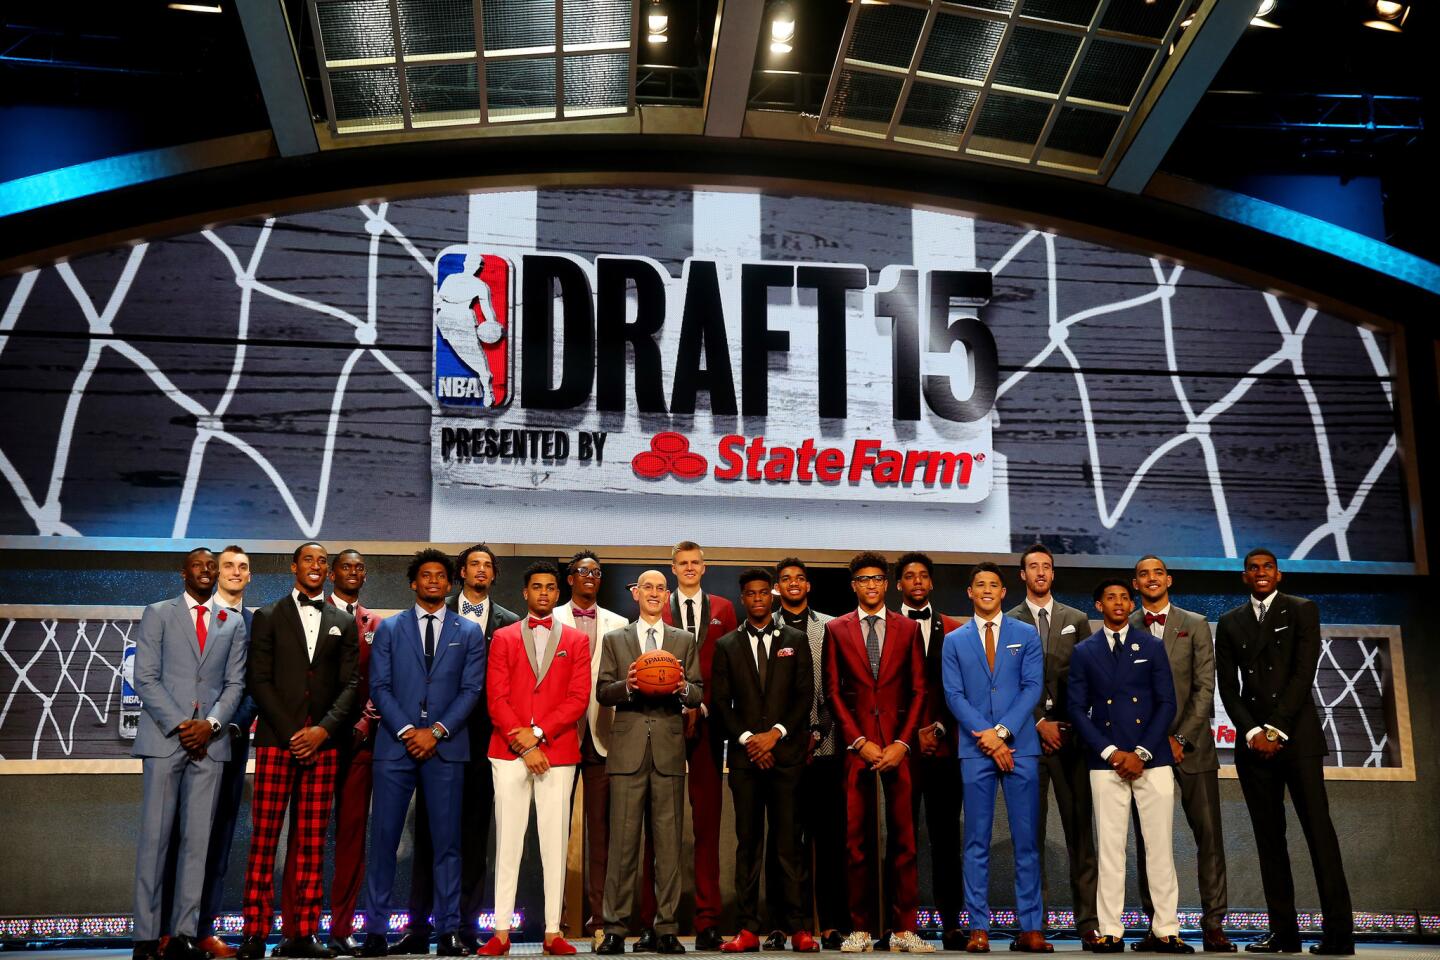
[1111,631,1123,661]
[754,629,769,690]
[193,604,208,654]
[906,608,931,621]
[572,607,596,619]
[1256,601,1267,624]
[1144,611,1166,627]
[462,599,484,619]
[984,619,996,672]
[529,616,553,630]
[297,594,324,611]
[863,615,881,678]
[1037,607,1050,653]
[346,602,355,615]
[423,614,436,671]
[685,598,697,636]
[646,626,658,652]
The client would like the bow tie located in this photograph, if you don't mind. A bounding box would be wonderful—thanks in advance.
[1144,612,1167,627]
[528,616,553,630]
[296,595,325,611]
[571,607,596,619]
[906,608,931,621]
[461,600,484,617]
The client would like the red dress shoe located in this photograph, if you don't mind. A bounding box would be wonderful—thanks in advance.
[722,931,761,953]
[543,937,577,956]
[792,932,820,953]
[965,931,990,953]
[199,937,238,959]
[1011,932,1054,954]
[476,936,510,956]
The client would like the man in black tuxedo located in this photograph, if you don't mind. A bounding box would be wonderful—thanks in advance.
[712,569,818,954]
[1215,548,1352,957]
[398,543,519,953]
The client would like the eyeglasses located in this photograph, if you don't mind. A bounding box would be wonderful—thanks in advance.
[852,574,887,584]
[572,567,603,578]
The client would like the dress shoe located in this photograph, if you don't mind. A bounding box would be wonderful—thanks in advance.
[872,933,891,953]
[162,938,174,957]
[697,928,724,951]
[764,932,788,951]
[201,936,240,959]
[476,937,510,956]
[167,934,211,960]
[237,937,268,960]
[1201,932,1236,954]
[964,931,990,953]
[792,932,820,953]
[1307,943,1353,956]
[657,934,687,954]
[329,936,362,957]
[838,932,873,954]
[1010,932,1054,954]
[1133,934,1163,953]
[458,931,481,953]
[356,934,389,958]
[822,932,847,952]
[544,937,578,956]
[390,931,432,956]
[595,935,627,955]
[1081,932,1102,952]
[1091,937,1126,955]
[1244,935,1301,954]
[134,940,163,960]
[272,940,292,959]
[635,929,660,952]
[722,931,761,953]
[942,931,971,952]
[435,933,466,957]
[286,936,335,959]
[890,932,935,954]
[1151,937,1195,955]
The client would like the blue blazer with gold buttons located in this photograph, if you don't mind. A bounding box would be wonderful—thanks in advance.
[1067,624,1176,770]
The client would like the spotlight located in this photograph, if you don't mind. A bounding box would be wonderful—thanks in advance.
[769,1,796,55]
[646,0,669,43]
[1363,0,1409,30]
[1250,0,1280,28]
[1374,0,1404,17]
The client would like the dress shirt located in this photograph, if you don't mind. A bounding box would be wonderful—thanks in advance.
[779,607,808,631]
[1024,597,1054,624]
[1098,626,1152,763]
[850,608,907,752]
[396,604,449,740]
[1244,593,1288,745]
[901,604,935,653]
[570,603,598,643]
[972,612,1008,739]
[1144,603,1171,639]
[291,588,323,661]
[184,593,225,731]
[457,591,487,626]
[677,587,704,633]
[737,621,786,743]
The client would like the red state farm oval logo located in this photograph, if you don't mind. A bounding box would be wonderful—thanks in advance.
[632,432,708,480]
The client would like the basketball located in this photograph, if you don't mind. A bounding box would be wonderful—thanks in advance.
[634,649,683,696]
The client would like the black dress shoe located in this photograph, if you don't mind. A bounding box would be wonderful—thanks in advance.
[596,935,627,955]
[820,932,845,952]
[764,932,788,951]
[696,928,723,951]
[356,934,389,958]
[166,936,210,960]
[390,931,432,956]
[635,929,660,952]
[330,936,362,957]
[1151,938,1195,955]
[1307,943,1353,957]
[435,934,464,957]
[457,930,481,952]
[657,935,687,955]
[273,940,295,959]
[1133,934,1163,953]
[1245,936,1301,955]
[286,936,335,959]
[943,930,970,952]
[134,940,163,960]
[237,937,268,960]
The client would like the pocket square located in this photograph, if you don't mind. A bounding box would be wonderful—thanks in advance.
[1006,643,1022,649]
[1061,624,1076,635]
[1134,658,1148,664]
[777,647,796,657]
[448,641,460,647]
[1177,631,1189,638]
[1273,625,1290,632]
[328,625,342,636]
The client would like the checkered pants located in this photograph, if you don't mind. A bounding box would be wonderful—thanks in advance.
[242,746,338,937]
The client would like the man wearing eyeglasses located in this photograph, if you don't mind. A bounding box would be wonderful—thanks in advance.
[823,553,931,954]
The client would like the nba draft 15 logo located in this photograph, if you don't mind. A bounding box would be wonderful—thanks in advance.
[434,251,513,408]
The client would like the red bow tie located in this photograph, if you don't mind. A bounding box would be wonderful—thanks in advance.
[1144,612,1167,627]
[528,616,553,630]
[571,607,596,619]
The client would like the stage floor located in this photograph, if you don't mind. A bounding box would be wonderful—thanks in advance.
[27,946,1439,959]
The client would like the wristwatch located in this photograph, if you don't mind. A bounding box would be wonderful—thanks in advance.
[1264,728,1280,743]
[531,724,545,741]
[1173,733,1190,752]
[208,718,222,735]
[431,723,448,741]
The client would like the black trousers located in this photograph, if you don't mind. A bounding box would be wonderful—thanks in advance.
[1135,766,1228,934]
[1236,749,1352,943]
[779,752,848,933]
[912,752,964,930]
[1037,741,1099,933]
[732,763,806,933]
[409,725,494,934]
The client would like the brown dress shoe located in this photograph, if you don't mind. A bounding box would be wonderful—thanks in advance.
[1203,932,1237,954]
[964,931,990,953]
[199,937,238,959]
[1081,932,1101,952]
[1011,933,1054,954]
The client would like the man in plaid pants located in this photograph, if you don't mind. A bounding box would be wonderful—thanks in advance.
[237,543,361,960]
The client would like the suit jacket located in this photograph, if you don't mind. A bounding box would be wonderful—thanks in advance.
[334,597,384,744]
[486,619,592,764]
[370,607,487,763]
[1129,604,1219,773]
[1007,598,1091,724]
[823,609,927,751]
[555,600,630,758]
[912,609,964,755]
[225,604,258,733]
[595,620,703,775]
[941,615,1044,761]
[663,589,738,706]
[247,593,361,749]
[1214,592,1326,757]
[133,593,248,761]
[785,607,836,756]
[711,621,813,768]
[1068,625,1177,770]
[448,593,519,737]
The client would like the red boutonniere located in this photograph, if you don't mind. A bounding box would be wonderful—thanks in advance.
[217,610,228,623]
[1176,630,1188,638]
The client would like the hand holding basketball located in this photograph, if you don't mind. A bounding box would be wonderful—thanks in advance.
[633,650,685,697]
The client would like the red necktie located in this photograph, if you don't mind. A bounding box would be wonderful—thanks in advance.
[1144,611,1167,627]
[194,604,208,653]
[528,616,553,630]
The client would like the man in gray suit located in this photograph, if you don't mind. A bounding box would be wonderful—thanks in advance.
[1131,556,1234,954]
[1007,544,1099,947]
[132,548,248,960]
[594,569,704,956]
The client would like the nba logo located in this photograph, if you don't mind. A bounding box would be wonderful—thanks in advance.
[434,251,514,408]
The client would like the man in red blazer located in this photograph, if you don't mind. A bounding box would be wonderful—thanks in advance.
[660,540,736,950]
[478,561,592,957]
[823,552,932,954]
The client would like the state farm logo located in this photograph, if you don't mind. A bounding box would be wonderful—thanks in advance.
[632,432,708,480]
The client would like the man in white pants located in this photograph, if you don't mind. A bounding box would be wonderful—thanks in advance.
[477,561,593,956]
[1066,579,1192,955]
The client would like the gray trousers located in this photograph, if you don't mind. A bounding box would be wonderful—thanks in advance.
[1135,766,1228,934]
[134,751,223,940]
[602,743,686,936]
[1038,743,1099,933]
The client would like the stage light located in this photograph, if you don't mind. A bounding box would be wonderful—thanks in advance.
[769,1,796,55]
[167,3,223,11]
[1363,0,1409,30]
[1250,0,1280,28]
[646,0,669,44]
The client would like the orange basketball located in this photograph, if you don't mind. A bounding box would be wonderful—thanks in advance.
[634,649,683,697]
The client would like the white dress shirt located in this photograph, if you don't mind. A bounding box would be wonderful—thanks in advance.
[397,605,449,739]
[1144,603,1171,639]
[1245,593,1287,744]
[971,612,1009,740]
[737,621,787,743]
[291,588,322,661]
[457,590,487,626]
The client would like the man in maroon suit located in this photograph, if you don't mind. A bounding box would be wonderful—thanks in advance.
[660,540,736,950]
[823,552,931,955]
[280,549,382,954]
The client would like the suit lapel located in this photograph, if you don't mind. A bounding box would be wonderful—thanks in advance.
[877,610,906,682]
[846,613,874,684]
[537,624,562,682]
[172,595,202,664]
[278,594,310,661]
[520,621,541,679]
[400,610,426,670]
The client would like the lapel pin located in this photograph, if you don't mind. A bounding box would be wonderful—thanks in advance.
[1130,642,1140,651]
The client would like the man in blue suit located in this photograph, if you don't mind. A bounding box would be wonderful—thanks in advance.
[940,562,1050,954]
[359,549,487,958]
[1068,579,1187,955]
